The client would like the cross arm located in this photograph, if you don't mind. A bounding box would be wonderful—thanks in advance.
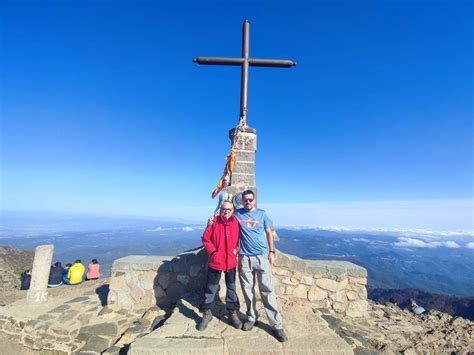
[248,58,296,68]
[193,57,244,66]
[193,57,297,68]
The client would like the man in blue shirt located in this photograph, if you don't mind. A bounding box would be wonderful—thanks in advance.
[234,190,288,343]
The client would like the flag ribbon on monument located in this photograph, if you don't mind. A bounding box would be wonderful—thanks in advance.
[211,119,244,199]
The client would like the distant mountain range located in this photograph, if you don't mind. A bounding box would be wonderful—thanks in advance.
[276,228,474,296]
[1,211,473,297]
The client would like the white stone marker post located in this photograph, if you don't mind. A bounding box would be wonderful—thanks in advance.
[27,244,54,304]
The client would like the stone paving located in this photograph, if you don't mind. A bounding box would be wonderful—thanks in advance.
[1,281,473,354]
[129,295,354,355]
[0,280,166,354]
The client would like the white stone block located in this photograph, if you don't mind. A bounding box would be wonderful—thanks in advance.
[315,278,339,292]
[308,287,328,302]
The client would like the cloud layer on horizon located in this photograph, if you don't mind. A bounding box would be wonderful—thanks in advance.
[393,237,461,249]
[262,199,473,233]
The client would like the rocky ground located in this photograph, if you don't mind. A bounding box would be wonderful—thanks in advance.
[369,287,474,321]
[0,245,34,292]
[322,301,474,354]
[0,280,473,354]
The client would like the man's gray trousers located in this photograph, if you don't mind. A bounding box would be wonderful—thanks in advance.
[238,254,283,330]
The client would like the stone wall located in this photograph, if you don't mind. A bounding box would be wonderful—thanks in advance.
[108,248,207,310]
[108,248,368,317]
[272,253,368,317]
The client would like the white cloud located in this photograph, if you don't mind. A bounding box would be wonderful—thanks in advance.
[280,225,473,238]
[394,238,462,249]
[466,242,474,249]
[182,226,194,232]
[444,241,460,249]
[394,238,438,248]
[352,238,370,243]
[147,226,167,232]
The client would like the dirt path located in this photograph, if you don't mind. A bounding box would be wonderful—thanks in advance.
[0,330,67,354]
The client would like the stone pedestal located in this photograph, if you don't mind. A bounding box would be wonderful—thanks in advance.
[228,126,257,207]
[108,249,368,317]
[227,126,280,240]
[27,245,54,304]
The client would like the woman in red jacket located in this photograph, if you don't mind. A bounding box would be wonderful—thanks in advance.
[198,200,241,331]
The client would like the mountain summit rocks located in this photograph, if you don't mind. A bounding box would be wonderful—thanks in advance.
[0,246,473,354]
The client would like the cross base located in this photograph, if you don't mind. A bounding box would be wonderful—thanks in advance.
[228,126,258,208]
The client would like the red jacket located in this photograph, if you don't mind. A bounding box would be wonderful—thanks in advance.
[202,215,239,271]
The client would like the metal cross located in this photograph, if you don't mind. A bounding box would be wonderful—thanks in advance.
[193,20,296,127]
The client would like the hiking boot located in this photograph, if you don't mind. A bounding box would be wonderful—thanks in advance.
[242,320,255,331]
[197,309,212,331]
[229,311,242,329]
[273,328,289,342]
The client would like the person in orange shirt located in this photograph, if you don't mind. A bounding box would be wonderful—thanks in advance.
[86,259,100,280]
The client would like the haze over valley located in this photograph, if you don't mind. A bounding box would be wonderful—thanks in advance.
[1,211,473,297]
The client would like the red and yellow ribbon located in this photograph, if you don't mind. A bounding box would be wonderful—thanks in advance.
[211,120,243,199]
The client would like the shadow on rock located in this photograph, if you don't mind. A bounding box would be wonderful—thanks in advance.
[176,294,202,327]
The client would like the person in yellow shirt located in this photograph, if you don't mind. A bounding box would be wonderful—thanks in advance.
[67,259,85,285]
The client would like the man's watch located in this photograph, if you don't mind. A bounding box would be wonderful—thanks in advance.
[269,250,276,254]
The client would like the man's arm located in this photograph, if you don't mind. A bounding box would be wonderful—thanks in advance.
[265,227,276,265]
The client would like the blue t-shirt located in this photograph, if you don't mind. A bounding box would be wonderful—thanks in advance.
[234,208,272,256]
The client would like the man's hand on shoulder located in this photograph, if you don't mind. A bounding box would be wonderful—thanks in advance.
[208,216,215,226]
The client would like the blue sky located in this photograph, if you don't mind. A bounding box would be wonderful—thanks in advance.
[1,1,472,231]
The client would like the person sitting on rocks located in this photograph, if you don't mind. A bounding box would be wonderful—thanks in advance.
[20,270,31,290]
[409,298,426,315]
[86,259,100,280]
[388,297,398,306]
[48,262,64,288]
[198,200,242,331]
[62,263,72,284]
[66,260,85,285]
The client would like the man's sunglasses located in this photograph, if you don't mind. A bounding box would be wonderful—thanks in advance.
[244,198,254,203]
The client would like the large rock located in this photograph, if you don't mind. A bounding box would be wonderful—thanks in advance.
[0,246,34,291]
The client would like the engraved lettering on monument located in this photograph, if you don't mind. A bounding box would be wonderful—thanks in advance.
[27,244,54,304]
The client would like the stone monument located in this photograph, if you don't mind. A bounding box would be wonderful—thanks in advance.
[26,244,54,304]
[227,126,257,206]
